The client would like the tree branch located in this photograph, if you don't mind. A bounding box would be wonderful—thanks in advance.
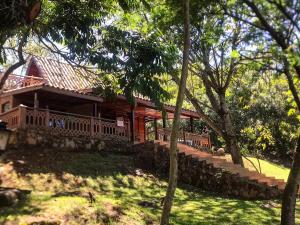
[0,31,29,90]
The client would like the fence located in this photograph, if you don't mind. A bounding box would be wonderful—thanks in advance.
[0,105,130,139]
[157,128,211,149]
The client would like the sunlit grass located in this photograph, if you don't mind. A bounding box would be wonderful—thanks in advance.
[0,149,299,225]
[244,157,290,181]
[222,154,290,181]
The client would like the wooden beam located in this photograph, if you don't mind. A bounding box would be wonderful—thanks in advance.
[130,106,135,143]
[1,85,104,102]
[93,103,97,117]
[190,117,194,133]
[34,92,39,108]
[144,116,146,142]
[162,114,167,141]
[154,118,158,140]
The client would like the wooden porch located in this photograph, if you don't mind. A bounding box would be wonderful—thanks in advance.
[0,72,212,148]
[0,105,130,139]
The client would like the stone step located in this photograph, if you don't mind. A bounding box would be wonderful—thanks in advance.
[155,140,287,197]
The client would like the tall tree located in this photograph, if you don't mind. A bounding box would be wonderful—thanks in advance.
[222,0,300,224]
[160,0,190,224]
[1,0,175,107]
[140,1,246,166]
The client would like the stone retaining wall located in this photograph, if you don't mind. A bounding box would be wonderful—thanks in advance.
[7,128,131,152]
[135,141,282,200]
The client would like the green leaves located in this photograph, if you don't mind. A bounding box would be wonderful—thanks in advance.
[230,50,240,58]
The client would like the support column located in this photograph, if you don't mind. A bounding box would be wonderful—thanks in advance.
[130,106,135,143]
[162,115,167,141]
[190,117,194,133]
[154,118,158,140]
[93,103,97,117]
[33,92,39,125]
[144,116,146,141]
[34,92,39,109]
[45,105,50,128]
[18,105,27,128]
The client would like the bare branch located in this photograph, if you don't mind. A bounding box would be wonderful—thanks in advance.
[0,31,29,90]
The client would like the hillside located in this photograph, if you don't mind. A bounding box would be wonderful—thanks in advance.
[0,149,299,225]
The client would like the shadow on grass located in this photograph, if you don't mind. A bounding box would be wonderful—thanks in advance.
[170,185,281,225]
[1,148,298,225]
[0,196,41,224]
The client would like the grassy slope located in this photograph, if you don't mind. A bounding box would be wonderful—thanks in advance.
[0,149,299,225]
[222,154,290,181]
[244,157,290,181]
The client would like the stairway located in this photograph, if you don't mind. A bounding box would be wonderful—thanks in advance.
[135,141,287,199]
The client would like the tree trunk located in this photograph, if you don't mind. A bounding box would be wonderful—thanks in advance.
[219,92,244,166]
[281,56,300,225]
[281,136,300,225]
[160,0,190,224]
[223,133,244,166]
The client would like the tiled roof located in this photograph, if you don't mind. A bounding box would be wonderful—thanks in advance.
[29,57,98,91]
[25,56,199,118]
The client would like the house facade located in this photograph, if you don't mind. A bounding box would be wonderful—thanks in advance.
[0,57,210,150]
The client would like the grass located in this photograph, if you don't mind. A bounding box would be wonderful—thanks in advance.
[222,154,290,181]
[0,149,299,225]
[243,157,290,181]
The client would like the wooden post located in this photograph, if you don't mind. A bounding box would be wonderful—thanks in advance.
[33,92,39,125]
[127,120,131,140]
[34,92,39,109]
[93,103,97,117]
[45,106,50,128]
[91,117,94,137]
[190,117,194,133]
[144,116,146,141]
[162,115,167,141]
[154,118,158,140]
[183,130,186,144]
[18,105,27,128]
[130,106,135,143]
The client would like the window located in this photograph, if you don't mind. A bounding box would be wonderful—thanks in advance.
[1,102,10,113]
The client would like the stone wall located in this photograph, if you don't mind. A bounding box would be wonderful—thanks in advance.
[135,141,282,200]
[7,128,131,152]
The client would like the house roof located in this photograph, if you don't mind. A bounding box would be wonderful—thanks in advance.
[12,56,199,119]
[28,57,98,91]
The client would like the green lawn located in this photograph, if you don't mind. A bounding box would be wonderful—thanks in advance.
[244,157,290,181]
[0,149,299,225]
[222,154,290,181]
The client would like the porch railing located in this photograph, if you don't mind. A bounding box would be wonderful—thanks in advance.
[0,105,130,140]
[157,128,211,149]
[2,74,45,90]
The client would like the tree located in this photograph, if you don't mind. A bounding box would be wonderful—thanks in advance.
[187,16,245,166]
[160,0,190,224]
[1,0,176,107]
[222,0,300,224]
[0,0,41,90]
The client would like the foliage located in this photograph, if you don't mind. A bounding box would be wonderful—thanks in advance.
[1,0,177,107]
[228,70,299,161]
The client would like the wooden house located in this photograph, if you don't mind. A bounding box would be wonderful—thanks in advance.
[0,57,210,149]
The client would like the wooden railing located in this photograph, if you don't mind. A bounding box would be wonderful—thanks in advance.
[2,74,45,90]
[0,105,130,140]
[157,128,211,149]
[0,107,20,129]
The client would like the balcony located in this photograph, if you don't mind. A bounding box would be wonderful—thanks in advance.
[2,74,45,91]
[0,105,130,140]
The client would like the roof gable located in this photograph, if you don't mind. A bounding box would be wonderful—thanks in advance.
[27,56,97,91]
